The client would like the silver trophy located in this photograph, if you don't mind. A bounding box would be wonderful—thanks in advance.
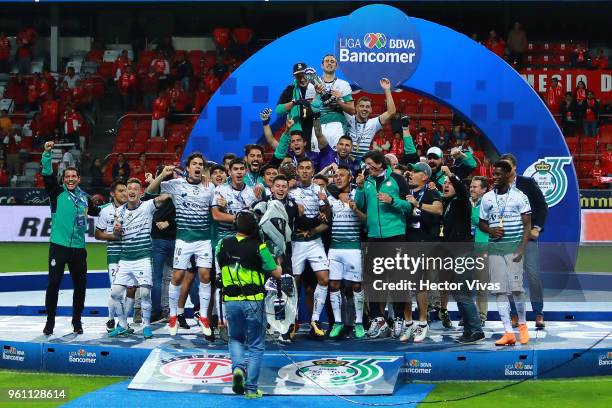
[303,67,334,104]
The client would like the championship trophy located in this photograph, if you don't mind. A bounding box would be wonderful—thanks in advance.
[303,67,334,104]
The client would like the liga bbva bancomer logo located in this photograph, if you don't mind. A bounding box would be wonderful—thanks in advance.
[335,6,421,93]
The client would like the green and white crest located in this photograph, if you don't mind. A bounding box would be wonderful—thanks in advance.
[522,156,572,208]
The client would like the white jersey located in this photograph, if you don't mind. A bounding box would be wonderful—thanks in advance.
[213,183,258,239]
[117,199,157,261]
[289,183,324,218]
[480,186,531,244]
[319,77,353,125]
[95,202,122,264]
[161,178,215,242]
[328,190,361,250]
[345,114,383,160]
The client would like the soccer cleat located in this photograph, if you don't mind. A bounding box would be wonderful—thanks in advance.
[177,314,190,330]
[232,368,245,395]
[193,311,201,325]
[143,326,153,339]
[511,315,519,328]
[328,323,344,339]
[456,331,485,344]
[310,321,325,337]
[495,332,517,346]
[168,316,178,336]
[439,309,453,329]
[124,324,135,335]
[288,323,297,340]
[535,315,545,329]
[392,318,405,338]
[108,325,127,338]
[367,318,390,339]
[245,389,263,399]
[106,319,116,333]
[43,320,54,336]
[197,315,213,337]
[71,320,83,334]
[276,333,291,344]
[413,323,429,343]
[354,324,366,339]
[399,322,416,342]
[519,323,530,344]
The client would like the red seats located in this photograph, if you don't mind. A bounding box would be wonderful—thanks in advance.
[113,140,130,153]
[147,137,165,153]
[233,28,253,45]
[130,141,146,153]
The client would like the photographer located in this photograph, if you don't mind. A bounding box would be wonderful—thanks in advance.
[216,211,281,398]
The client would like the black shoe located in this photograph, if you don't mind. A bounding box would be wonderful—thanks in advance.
[439,309,453,329]
[106,319,115,333]
[193,311,201,325]
[177,314,190,329]
[204,328,216,343]
[43,320,54,336]
[71,320,83,334]
[456,331,485,344]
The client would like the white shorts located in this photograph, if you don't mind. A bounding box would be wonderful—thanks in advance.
[489,254,524,294]
[108,263,118,287]
[173,239,213,270]
[311,122,344,152]
[291,239,329,276]
[328,248,362,282]
[115,258,152,287]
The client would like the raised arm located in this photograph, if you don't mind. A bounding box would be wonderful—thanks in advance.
[377,78,396,125]
[260,108,278,150]
[41,141,61,199]
[146,165,175,194]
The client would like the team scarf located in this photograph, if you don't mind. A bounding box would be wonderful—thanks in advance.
[65,184,89,210]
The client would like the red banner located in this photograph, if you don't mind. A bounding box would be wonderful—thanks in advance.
[519,69,612,101]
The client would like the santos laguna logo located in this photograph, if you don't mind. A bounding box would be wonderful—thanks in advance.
[335,5,421,93]
[277,357,398,387]
[522,156,573,208]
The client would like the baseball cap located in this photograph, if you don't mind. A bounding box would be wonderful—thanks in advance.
[410,162,432,178]
[293,62,307,75]
[426,146,443,159]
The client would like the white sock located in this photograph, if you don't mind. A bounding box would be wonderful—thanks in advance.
[140,287,151,326]
[177,307,185,315]
[353,290,364,324]
[110,285,127,328]
[125,295,134,322]
[418,320,427,326]
[199,282,211,319]
[497,294,514,332]
[169,283,180,316]
[330,290,342,323]
[514,292,527,324]
[312,284,328,322]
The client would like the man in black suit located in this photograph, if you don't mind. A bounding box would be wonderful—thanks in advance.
[500,153,548,328]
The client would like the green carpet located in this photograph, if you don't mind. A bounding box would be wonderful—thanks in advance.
[0,243,107,272]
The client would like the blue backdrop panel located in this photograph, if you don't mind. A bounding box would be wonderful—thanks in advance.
[42,342,150,376]
[0,340,42,371]
[184,4,579,257]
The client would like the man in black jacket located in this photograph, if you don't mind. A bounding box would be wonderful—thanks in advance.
[500,153,548,328]
[439,165,485,343]
[275,62,315,148]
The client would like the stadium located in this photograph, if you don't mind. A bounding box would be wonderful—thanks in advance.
[0,1,611,407]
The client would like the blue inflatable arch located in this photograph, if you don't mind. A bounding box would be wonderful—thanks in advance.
[185,5,579,256]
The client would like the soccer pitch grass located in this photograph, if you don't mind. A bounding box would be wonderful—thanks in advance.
[0,370,610,407]
[0,370,125,407]
[0,242,610,273]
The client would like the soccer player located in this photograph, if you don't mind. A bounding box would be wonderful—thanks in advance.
[322,165,366,338]
[345,78,396,160]
[94,180,136,333]
[314,116,361,177]
[479,160,531,346]
[213,158,261,241]
[244,144,265,187]
[470,176,490,326]
[311,54,355,152]
[146,153,216,338]
[288,157,331,336]
[260,163,278,198]
[108,175,172,339]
